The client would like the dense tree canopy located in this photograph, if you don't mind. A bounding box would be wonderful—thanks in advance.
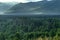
[0,15,60,40]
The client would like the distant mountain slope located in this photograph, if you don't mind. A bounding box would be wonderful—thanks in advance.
[5,1,60,15]
[0,2,17,13]
[5,1,48,13]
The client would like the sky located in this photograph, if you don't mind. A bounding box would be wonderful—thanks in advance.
[0,0,52,3]
[0,0,43,3]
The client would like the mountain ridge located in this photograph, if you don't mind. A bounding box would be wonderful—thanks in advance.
[0,2,18,13]
[5,1,60,15]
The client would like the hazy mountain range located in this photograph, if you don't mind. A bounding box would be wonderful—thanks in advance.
[4,0,60,15]
[0,2,18,14]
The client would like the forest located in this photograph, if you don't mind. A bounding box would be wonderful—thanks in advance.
[0,15,60,40]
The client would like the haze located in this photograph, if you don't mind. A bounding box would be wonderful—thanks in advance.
[0,0,52,3]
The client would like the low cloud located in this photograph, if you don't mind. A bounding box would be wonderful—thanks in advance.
[0,0,42,3]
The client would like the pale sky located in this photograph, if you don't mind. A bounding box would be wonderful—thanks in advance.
[0,0,43,3]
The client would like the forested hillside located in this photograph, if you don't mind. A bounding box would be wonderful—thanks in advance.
[0,15,60,40]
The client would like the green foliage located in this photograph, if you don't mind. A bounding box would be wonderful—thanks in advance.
[0,16,60,40]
